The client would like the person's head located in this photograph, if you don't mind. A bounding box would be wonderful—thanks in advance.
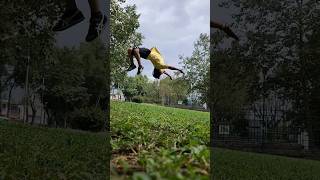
[153,68,163,79]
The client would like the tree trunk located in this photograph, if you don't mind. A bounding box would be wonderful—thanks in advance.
[24,56,30,124]
[6,83,14,118]
[31,108,36,125]
[46,109,50,126]
[100,95,109,131]
[95,97,100,107]
[0,84,2,116]
[30,94,36,125]
[45,108,53,127]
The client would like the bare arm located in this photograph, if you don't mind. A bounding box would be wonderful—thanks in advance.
[211,21,239,40]
[163,71,172,80]
[210,21,224,29]
[167,65,184,74]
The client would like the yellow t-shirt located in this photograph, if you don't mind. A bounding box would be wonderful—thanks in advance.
[146,47,169,70]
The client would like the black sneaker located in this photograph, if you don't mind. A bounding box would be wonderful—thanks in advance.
[86,13,107,42]
[127,64,136,71]
[137,66,144,75]
[52,9,85,31]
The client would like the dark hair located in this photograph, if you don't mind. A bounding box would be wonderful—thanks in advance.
[152,68,162,79]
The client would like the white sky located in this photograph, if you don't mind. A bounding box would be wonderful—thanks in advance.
[125,0,210,79]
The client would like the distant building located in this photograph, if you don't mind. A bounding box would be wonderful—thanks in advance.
[110,85,125,101]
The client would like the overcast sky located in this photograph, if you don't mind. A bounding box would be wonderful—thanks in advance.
[125,0,210,79]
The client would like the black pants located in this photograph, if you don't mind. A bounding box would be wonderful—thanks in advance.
[132,47,151,59]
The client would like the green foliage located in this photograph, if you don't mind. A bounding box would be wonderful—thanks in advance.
[180,33,210,106]
[0,0,59,123]
[43,41,108,129]
[122,75,150,101]
[111,101,210,179]
[211,40,256,114]
[132,96,143,103]
[111,0,143,84]
[78,42,108,105]
[143,81,161,104]
[0,120,109,179]
[213,148,320,180]
[0,1,110,129]
[219,0,320,133]
[121,75,189,105]
[68,107,106,132]
[159,77,189,106]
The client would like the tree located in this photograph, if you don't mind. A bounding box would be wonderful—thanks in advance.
[41,40,108,130]
[0,1,109,131]
[110,0,143,85]
[122,76,138,101]
[217,0,320,141]
[122,75,150,101]
[159,77,189,106]
[0,0,59,122]
[180,33,210,106]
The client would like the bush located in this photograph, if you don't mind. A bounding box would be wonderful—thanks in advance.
[132,96,143,103]
[182,99,189,105]
[68,106,106,132]
[232,116,249,137]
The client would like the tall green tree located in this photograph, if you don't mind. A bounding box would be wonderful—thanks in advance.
[110,0,143,85]
[43,41,108,130]
[180,33,210,106]
[122,75,149,101]
[218,0,320,138]
[0,0,60,122]
[159,77,189,106]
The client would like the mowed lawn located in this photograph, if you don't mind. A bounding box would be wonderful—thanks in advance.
[110,101,210,179]
[213,148,320,180]
[112,101,320,180]
[2,102,320,180]
[0,119,109,179]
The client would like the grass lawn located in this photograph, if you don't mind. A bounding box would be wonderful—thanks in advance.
[111,101,320,180]
[0,119,109,179]
[1,102,319,179]
[213,148,320,180]
[111,101,210,179]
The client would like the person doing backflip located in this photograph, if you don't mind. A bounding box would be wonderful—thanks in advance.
[127,47,184,80]
[53,0,107,42]
[126,21,236,79]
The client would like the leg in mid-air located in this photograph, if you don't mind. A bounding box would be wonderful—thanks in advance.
[88,0,100,14]
[164,65,184,80]
[166,65,184,74]
[53,0,85,31]
[211,21,239,40]
[127,48,137,71]
[152,65,184,80]
[211,21,224,29]
[86,0,107,42]
[53,0,107,42]
[127,48,144,75]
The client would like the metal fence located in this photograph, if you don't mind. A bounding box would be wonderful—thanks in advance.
[212,107,320,159]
